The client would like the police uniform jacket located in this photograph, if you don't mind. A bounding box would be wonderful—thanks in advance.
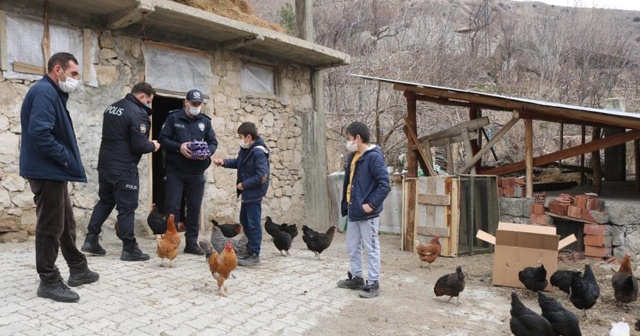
[97,93,155,171]
[158,109,218,174]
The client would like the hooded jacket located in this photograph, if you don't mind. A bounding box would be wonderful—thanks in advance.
[19,75,87,182]
[341,145,391,221]
[223,136,270,203]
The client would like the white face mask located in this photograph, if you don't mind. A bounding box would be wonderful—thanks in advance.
[187,105,201,116]
[346,140,358,152]
[57,71,80,93]
[239,139,250,149]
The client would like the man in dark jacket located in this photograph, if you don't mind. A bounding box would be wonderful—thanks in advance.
[81,82,160,261]
[214,122,270,266]
[159,89,217,255]
[20,52,99,303]
[337,122,390,299]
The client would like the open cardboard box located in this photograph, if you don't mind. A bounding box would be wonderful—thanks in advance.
[476,222,577,291]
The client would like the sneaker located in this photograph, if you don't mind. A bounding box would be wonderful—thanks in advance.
[359,280,379,298]
[81,234,106,256]
[184,244,205,256]
[120,244,150,261]
[236,250,250,259]
[37,279,80,303]
[68,269,99,287]
[237,254,260,266]
[337,271,365,289]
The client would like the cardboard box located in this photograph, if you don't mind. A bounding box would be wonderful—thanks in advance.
[476,222,577,291]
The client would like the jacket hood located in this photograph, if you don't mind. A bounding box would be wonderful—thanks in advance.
[125,93,152,115]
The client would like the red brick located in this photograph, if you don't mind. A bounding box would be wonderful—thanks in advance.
[532,203,545,215]
[586,198,600,211]
[575,195,587,209]
[584,224,606,235]
[585,245,609,258]
[584,234,605,247]
[549,201,568,216]
[530,213,549,225]
[582,210,597,223]
[568,205,582,218]
[503,187,515,198]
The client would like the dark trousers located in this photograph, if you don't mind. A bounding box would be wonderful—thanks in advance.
[240,200,262,256]
[29,179,88,283]
[87,169,139,249]
[164,170,205,246]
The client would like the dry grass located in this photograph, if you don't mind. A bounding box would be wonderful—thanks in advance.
[171,0,285,32]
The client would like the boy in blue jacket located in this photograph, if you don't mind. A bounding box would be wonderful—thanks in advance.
[214,122,270,266]
[337,122,390,298]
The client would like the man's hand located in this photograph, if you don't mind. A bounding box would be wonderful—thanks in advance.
[237,183,244,190]
[152,140,161,152]
[213,159,224,167]
[362,203,374,214]
[180,142,192,158]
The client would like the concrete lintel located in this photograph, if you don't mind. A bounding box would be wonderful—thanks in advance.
[219,34,264,50]
[107,0,155,30]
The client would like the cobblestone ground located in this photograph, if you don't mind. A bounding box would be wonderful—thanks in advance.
[0,231,355,336]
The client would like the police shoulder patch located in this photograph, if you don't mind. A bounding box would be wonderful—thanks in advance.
[140,124,147,133]
[198,122,205,132]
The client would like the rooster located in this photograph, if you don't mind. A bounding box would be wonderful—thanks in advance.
[198,240,237,297]
[302,225,337,259]
[415,236,441,268]
[211,219,243,238]
[156,214,180,267]
[612,253,638,307]
[147,203,167,235]
[433,266,465,304]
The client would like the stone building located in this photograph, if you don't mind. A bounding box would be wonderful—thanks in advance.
[0,0,349,241]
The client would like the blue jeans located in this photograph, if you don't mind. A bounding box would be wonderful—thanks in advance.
[240,200,262,256]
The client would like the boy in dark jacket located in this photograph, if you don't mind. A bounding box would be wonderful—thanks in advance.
[337,122,390,298]
[214,122,270,266]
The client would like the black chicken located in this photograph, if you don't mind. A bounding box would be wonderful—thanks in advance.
[302,225,338,259]
[569,265,600,317]
[280,223,299,240]
[211,219,243,238]
[612,253,638,306]
[518,264,548,292]
[264,216,281,240]
[273,231,292,256]
[510,292,555,336]
[538,292,582,336]
[147,203,167,235]
[551,270,579,297]
[433,266,466,305]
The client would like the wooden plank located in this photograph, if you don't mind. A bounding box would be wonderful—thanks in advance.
[419,117,489,143]
[460,116,520,173]
[403,120,436,176]
[416,226,450,237]
[525,118,533,198]
[434,177,446,234]
[425,177,436,231]
[42,0,50,70]
[393,83,640,130]
[592,127,602,195]
[13,62,45,75]
[82,29,92,83]
[580,125,586,186]
[405,91,418,178]
[635,139,640,191]
[414,94,512,112]
[417,194,451,206]
[480,129,640,175]
[445,138,453,174]
[461,128,475,174]
[404,178,417,252]
[428,132,478,147]
[449,177,460,257]
[0,10,7,71]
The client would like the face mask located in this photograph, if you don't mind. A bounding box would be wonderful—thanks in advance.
[239,139,250,149]
[144,102,151,108]
[57,70,80,93]
[188,105,201,116]
[346,140,358,152]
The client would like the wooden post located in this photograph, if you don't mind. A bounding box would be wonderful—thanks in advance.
[41,0,50,68]
[559,123,564,168]
[592,127,602,195]
[404,90,418,252]
[580,125,586,186]
[524,118,534,198]
[469,106,481,171]
[635,139,639,191]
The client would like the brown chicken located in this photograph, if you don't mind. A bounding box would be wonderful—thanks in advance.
[199,240,237,297]
[416,236,441,268]
[156,214,181,267]
[612,253,638,306]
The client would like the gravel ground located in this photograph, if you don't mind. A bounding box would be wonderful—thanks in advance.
[306,234,640,336]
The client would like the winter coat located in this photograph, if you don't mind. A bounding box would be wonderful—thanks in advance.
[341,145,390,221]
[223,136,270,203]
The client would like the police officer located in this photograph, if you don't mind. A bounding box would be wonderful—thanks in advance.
[81,82,160,261]
[159,89,218,255]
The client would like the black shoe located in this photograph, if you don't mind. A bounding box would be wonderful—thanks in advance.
[184,244,205,256]
[68,269,99,287]
[359,280,379,298]
[120,244,150,261]
[37,279,80,303]
[337,271,365,289]
[237,254,260,266]
[81,234,106,256]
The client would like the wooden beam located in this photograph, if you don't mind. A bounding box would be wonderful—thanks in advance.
[559,123,564,168]
[635,139,639,191]
[405,91,418,178]
[82,29,92,83]
[419,117,489,143]
[481,127,499,162]
[42,0,50,70]
[418,194,451,206]
[405,178,417,252]
[524,118,533,198]
[393,83,640,130]
[219,34,264,50]
[445,138,453,174]
[404,124,437,177]
[13,62,44,75]
[416,226,450,237]
[580,125,586,186]
[480,129,640,175]
[592,127,602,195]
[414,94,512,112]
[0,10,7,71]
[461,128,476,174]
[107,0,155,30]
[460,116,520,174]
[427,132,478,147]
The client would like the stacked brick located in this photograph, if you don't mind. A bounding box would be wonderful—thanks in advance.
[530,193,549,225]
[498,177,525,198]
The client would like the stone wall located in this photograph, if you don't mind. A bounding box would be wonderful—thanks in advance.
[0,30,312,242]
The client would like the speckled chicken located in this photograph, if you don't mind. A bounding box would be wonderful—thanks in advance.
[209,225,248,257]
